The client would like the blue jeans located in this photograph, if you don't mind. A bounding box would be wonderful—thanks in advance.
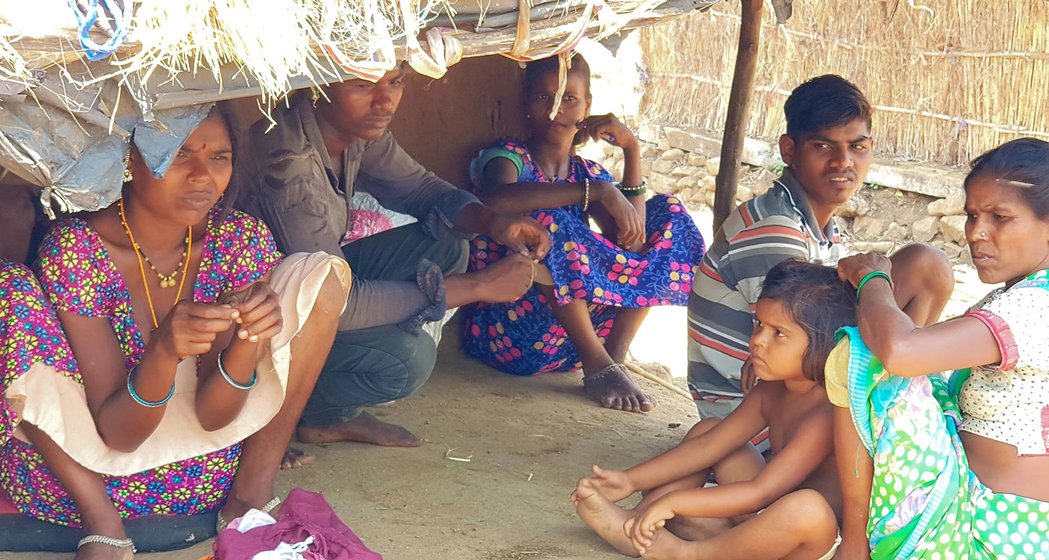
[299,223,468,425]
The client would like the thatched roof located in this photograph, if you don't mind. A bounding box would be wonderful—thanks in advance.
[3,0,717,107]
[0,0,716,213]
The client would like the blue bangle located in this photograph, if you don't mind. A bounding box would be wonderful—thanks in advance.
[856,270,892,299]
[127,367,175,408]
[217,351,256,390]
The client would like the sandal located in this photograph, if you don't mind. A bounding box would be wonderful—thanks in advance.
[216,496,282,534]
[77,534,136,554]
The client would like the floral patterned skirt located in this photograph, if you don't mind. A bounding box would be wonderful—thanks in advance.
[462,195,704,375]
[0,263,238,527]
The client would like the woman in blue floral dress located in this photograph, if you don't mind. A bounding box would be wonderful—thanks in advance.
[463,54,705,413]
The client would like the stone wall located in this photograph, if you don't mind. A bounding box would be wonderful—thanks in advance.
[590,121,972,264]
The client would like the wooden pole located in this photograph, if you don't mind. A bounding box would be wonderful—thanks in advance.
[713,0,763,233]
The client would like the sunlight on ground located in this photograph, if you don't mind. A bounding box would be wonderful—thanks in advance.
[628,207,712,379]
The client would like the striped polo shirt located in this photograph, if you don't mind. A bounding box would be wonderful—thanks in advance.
[686,168,844,402]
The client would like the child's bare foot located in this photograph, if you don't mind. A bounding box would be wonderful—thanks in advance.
[584,364,654,413]
[585,464,636,503]
[280,447,316,469]
[573,479,641,557]
[636,529,698,560]
[297,411,422,447]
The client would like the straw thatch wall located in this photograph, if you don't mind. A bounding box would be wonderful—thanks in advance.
[640,0,1049,166]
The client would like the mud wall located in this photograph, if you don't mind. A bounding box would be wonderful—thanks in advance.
[389,56,525,188]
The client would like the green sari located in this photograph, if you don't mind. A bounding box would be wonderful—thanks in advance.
[839,326,1049,559]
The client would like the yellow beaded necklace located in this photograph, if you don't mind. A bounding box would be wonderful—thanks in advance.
[118,199,192,329]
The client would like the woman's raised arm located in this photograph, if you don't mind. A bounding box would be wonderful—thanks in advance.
[838,253,1001,376]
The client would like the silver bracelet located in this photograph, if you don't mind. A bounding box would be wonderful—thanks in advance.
[77,535,136,553]
[217,350,257,390]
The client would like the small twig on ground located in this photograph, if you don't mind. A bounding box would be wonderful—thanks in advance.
[493,463,535,481]
[623,362,693,401]
[444,448,474,462]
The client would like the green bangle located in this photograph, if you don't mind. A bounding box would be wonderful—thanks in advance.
[856,270,892,299]
[217,350,257,390]
[127,366,175,408]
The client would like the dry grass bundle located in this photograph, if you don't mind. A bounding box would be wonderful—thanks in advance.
[0,0,703,109]
[1,0,449,105]
[126,0,450,98]
[640,1,1049,166]
[0,36,29,86]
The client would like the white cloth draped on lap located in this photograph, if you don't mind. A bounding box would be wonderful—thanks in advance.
[6,252,351,477]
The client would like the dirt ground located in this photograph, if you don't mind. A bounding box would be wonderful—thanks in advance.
[1,215,716,560]
[1,323,701,560]
[1,206,994,560]
[3,282,989,560]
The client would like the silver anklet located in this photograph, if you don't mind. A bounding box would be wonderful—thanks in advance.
[583,363,626,386]
[77,534,136,553]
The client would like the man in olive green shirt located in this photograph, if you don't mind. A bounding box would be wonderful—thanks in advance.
[239,65,551,447]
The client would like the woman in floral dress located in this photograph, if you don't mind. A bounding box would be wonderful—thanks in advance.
[0,106,350,559]
[463,54,705,413]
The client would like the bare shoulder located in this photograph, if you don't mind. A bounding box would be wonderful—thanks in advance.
[787,390,834,437]
[765,384,834,448]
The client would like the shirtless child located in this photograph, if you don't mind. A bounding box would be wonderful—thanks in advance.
[573,260,854,560]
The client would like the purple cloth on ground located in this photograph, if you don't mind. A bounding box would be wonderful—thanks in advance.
[213,488,382,560]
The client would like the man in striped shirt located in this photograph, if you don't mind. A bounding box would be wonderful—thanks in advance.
[687,75,953,421]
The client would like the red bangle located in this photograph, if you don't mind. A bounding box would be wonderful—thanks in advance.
[965,309,1018,370]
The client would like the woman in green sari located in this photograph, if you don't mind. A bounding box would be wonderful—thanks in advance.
[829,138,1049,559]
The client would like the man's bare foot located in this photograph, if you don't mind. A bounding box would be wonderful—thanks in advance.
[296,411,422,447]
[573,479,640,557]
[583,364,654,413]
[280,447,316,469]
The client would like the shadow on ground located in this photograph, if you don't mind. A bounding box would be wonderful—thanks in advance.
[2,322,698,560]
